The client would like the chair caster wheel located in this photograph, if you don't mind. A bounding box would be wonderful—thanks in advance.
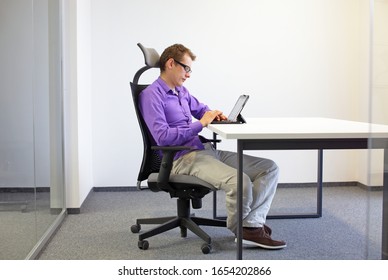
[131,224,140,233]
[201,243,211,254]
[138,240,149,250]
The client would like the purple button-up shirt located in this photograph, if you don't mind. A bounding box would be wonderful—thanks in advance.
[139,77,210,160]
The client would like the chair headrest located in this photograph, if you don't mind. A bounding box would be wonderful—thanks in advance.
[138,43,160,68]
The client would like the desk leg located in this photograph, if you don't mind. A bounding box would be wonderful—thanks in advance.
[317,149,323,217]
[213,191,218,219]
[267,149,323,219]
[382,148,388,260]
[237,140,243,260]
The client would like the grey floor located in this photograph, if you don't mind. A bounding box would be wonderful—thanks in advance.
[37,185,383,260]
[0,191,60,260]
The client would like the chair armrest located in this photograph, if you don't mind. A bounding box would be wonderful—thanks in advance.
[198,135,221,144]
[151,146,193,152]
[151,145,193,194]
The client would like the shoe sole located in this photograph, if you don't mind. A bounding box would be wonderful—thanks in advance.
[235,238,287,250]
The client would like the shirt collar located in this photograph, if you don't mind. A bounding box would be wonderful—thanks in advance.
[156,76,182,95]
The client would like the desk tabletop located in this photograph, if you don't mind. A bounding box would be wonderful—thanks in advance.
[207,117,388,140]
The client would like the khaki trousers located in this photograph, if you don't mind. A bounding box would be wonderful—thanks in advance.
[171,143,279,234]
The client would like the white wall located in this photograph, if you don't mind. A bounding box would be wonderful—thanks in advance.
[63,0,94,208]
[90,0,377,189]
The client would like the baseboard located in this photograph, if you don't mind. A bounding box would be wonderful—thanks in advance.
[66,182,382,215]
[66,187,143,214]
[66,208,81,214]
[278,181,361,188]
[93,186,139,192]
[278,181,382,191]
[66,187,94,215]
[356,182,383,191]
[0,187,50,193]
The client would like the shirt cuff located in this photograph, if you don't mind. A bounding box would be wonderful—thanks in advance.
[190,121,203,135]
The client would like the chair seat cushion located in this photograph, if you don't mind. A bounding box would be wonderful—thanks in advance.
[148,173,217,192]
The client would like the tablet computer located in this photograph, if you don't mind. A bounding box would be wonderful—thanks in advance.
[211,94,249,124]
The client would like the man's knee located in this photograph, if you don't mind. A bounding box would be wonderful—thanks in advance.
[265,159,279,175]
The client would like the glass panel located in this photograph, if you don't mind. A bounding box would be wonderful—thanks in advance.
[368,0,388,260]
[34,0,65,244]
[0,0,64,259]
[0,0,37,260]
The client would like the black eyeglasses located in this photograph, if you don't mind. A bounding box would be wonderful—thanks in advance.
[174,60,192,73]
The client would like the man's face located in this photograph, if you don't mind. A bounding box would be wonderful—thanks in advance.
[171,53,192,87]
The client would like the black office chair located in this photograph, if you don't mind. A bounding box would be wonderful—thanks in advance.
[129,43,226,254]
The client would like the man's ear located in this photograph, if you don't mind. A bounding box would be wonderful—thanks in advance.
[166,58,175,70]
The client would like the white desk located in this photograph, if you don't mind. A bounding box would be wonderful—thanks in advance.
[208,117,388,260]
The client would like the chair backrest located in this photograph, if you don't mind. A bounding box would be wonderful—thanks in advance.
[130,44,161,186]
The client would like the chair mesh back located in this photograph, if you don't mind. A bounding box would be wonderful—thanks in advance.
[130,82,162,182]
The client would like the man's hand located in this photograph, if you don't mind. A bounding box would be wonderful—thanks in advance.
[200,110,227,127]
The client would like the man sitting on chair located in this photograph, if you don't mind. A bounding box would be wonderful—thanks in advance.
[139,43,286,250]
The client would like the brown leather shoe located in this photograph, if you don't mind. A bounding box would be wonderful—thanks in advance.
[236,227,286,250]
[263,224,272,236]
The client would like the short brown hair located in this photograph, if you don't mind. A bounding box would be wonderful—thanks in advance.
[159,44,196,72]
